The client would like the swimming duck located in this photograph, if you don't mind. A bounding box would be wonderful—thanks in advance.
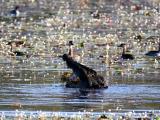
[10,6,20,17]
[134,35,142,41]
[118,43,134,60]
[68,41,74,57]
[145,43,160,57]
[7,41,27,57]
[62,54,108,89]
[7,41,24,47]
[68,40,81,61]
[91,10,100,19]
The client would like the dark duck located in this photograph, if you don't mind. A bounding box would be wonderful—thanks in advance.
[62,54,108,89]
[68,40,81,61]
[145,42,160,57]
[7,41,27,56]
[118,43,134,60]
[91,10,100,19]
[10,6,20,17]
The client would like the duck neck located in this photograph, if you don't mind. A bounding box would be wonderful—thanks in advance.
[69,45,74,57]
[10,45,13,52]
[122,46,126,55]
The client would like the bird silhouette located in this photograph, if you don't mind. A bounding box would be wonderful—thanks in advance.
[62,54,108,89]
[145,43,160,57]
[118,43,134,60]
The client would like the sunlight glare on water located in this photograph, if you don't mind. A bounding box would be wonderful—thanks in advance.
[0,0,160,119]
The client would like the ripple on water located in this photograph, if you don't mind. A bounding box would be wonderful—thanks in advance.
[0,0,159,115]
[0,82,160,111]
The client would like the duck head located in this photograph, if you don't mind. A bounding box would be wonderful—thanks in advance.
[15,6,20,10]
[68,40,74,46]
[118,43,127,54]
